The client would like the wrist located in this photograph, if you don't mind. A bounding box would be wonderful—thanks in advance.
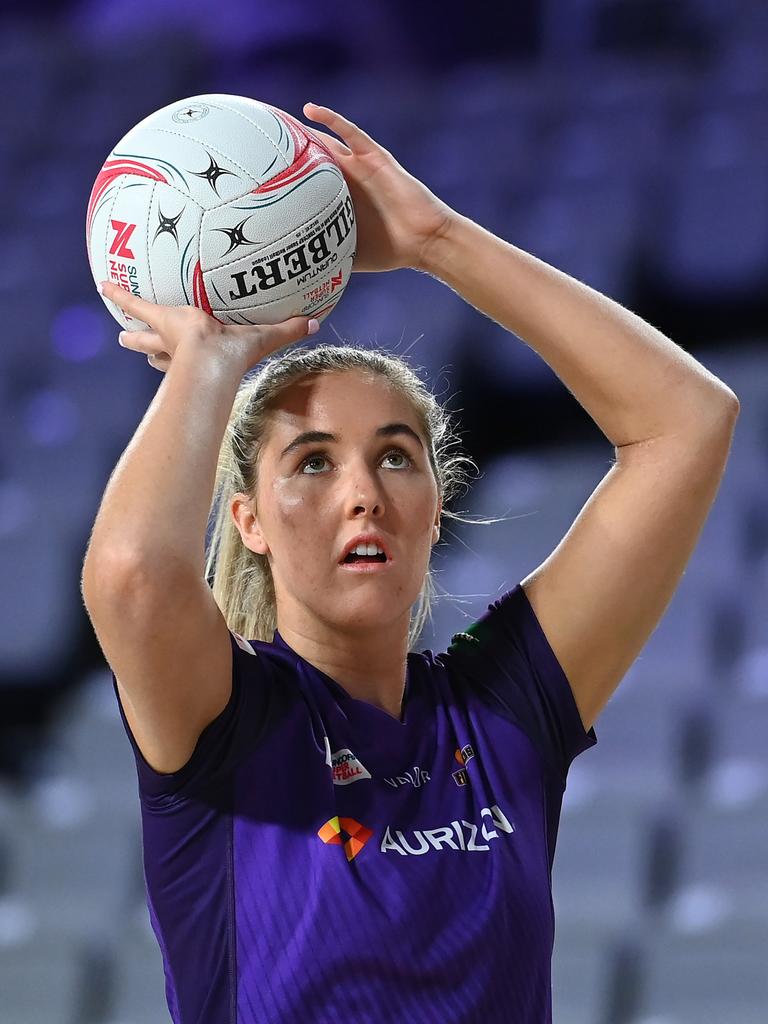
[176,329,249,384]
[415,210,470,278]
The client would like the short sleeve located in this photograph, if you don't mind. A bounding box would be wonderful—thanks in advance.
[443,583,597,782]
[111,630,287,802]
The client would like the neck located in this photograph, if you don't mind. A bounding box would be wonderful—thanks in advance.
[276,613,410,719]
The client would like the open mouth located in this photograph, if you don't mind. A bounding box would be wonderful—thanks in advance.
[339,551,391,572]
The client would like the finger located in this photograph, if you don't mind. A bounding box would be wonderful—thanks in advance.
[304,124,352,159]
[302,103,377,155]
[99,280,165,327]
[118,329,164,353]
[147,352,171,373]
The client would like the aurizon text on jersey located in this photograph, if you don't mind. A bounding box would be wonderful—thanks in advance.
[381,804,515,856]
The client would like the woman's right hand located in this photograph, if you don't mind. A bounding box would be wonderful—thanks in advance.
[98,280,319,375]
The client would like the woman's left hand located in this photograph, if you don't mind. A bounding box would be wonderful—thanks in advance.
[302,102,456,274]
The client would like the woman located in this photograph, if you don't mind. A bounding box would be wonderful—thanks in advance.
[82,103,739,1023]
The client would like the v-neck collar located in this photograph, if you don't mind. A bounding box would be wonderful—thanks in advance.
[271,629,416,726]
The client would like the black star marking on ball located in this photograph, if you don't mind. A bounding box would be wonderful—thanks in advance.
[189,153,238,197]
[153,205,184,246]
[172,103,210,125]
[213,216,261,258]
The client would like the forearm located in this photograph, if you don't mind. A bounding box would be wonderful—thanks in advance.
[423,214,739,447]
[83,339,244,587]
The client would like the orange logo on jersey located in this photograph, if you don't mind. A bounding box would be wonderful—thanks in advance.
[453,743,476,786]
[454,743,475,766]
[317,816,374,862]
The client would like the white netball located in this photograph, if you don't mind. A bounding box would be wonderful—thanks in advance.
[85,94,357,332]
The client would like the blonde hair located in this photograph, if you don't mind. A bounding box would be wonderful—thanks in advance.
[205,342,496,651]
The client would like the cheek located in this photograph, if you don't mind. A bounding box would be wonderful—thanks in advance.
[274,489,304,515]
[271,480,308,529]
[270,479,330,550]
[411,486,438,524]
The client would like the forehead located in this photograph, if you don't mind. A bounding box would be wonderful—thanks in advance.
[267,370,418,434]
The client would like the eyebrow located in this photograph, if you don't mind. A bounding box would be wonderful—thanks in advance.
[279,423,424,461]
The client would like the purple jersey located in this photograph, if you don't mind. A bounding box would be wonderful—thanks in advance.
[111,582,597,1023]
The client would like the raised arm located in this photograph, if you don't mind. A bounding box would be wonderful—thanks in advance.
[82,287,313,773]
[421,215,739,732]
[300,101,740,734]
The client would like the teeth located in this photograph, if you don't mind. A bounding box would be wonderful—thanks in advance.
[351,543,385,557]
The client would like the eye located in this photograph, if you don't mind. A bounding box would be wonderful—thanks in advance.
[382,448,411,469]
[299,453,330,474]
[298,448,413,475]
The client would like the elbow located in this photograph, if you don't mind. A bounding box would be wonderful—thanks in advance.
[716,387,740,428]
[81,551,148,610]
[696,383,740,431]
[713,379,740,414]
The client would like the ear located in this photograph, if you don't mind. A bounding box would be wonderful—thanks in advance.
[231,492,269,556]
[433,497,443,543]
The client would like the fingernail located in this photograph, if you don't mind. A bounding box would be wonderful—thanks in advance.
[307,318,320,335]
[97,281,106,295]
[118,332,125,346]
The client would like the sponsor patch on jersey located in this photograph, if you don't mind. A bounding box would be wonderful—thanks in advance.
[452,743,476,786]
[329,746,372,786]
[381,803,515,856]
[317,815,373,862]
[383,766,431,789]
[454,743,475,766]
[317,804,515,862]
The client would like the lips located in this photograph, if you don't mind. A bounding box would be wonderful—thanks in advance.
[338,533,392,563]
[338,557,393,574]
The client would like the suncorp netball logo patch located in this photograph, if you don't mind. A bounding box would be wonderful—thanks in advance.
[323,736,372,786]
[109,219,137,259]
[331,747,372,786]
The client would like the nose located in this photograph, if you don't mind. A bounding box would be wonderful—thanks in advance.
[345,460,384,517]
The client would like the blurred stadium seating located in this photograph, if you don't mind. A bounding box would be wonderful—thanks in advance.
[1,3,765,1021]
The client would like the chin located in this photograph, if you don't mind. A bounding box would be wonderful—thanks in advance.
[327,595,412,632]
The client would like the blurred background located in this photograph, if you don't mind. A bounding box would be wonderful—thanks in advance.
[1,0,767,1021]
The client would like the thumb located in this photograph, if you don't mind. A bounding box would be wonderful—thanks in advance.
[268,315,320,347]
[245,314,321,365]
[298,315,321,338]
